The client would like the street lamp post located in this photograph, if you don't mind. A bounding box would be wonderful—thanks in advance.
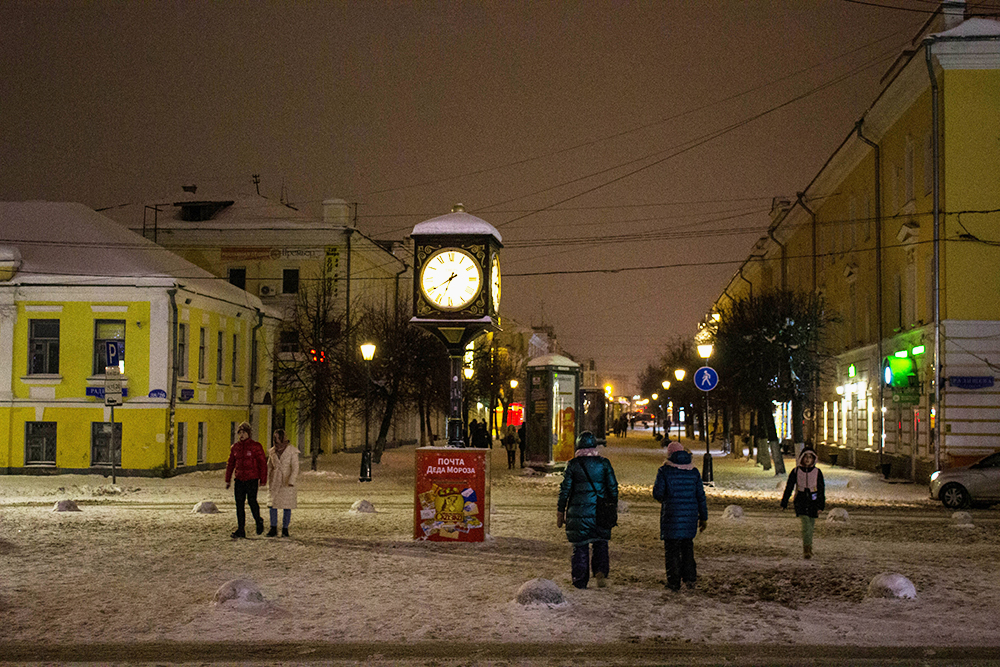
[651,394,659,436]
[661,380,670,440]
[673,369,686,440]
[697,343,714,484]
[359,342,376,482]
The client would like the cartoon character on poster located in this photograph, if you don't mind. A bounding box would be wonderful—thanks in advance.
[553,406,576,462]
[418,483,482,539]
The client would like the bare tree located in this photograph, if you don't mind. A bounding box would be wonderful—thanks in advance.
[272,262,350,470]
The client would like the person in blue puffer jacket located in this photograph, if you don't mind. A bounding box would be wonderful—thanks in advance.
[653,441,708,591]
[557,431,619,589]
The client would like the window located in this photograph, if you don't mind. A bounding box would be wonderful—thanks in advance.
[279,329,299,354]
[25,422,56,464]
[216,331,224,382]
[231,333,239,383]
[91,422,121,466]
[282,268,299,294]
[28,320,59,375]
[197,422,206,463]
[93,320,125,375]
[198,327,206,380]
[177,422,187,466]
[178,323,188,377]
[228,267,247,291]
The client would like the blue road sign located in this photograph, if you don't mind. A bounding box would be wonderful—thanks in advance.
[695,366,719,391]
[105,341,121,368]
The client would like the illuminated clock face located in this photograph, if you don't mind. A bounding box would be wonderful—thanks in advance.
[490,254,501,311]
[420,248,483,311]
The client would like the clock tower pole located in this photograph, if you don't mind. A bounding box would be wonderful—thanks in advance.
[410,204,503,447]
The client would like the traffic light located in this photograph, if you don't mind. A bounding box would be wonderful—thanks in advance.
[309,348,326,363]
[883,353,917,388]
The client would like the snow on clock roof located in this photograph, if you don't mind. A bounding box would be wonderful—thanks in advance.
[411,205,503,244]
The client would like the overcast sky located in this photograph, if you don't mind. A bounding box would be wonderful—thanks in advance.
[2,1,945,391]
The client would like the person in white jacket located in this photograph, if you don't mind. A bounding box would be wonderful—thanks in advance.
[266,429,299,537]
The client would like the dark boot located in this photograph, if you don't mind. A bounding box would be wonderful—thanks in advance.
[281,527,290,538]
[230,528,246,539]
[266,526,278,537]
[255,517,264,535]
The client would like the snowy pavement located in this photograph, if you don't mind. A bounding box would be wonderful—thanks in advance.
[1,435,999,665]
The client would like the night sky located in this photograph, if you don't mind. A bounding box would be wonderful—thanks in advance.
[2,1,935,390]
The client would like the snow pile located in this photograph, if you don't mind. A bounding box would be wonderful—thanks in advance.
[88,484,125,496]
[950,511,974,528]
[827,508,849,523]
[349,499,376,514]
[515,578,566,606]
[213,579,287,617]
[52,500,80,512]
[865,573,917,600]
[192,501,219,514]
[722,505,744,520]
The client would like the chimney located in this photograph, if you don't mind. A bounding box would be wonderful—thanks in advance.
[323,198,351,226]
[769,196,793,224]
[942,0,965,30]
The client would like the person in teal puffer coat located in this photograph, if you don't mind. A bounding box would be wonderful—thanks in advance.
[557,431,618,589]
[653,441,708,591]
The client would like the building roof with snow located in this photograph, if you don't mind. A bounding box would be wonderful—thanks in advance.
[0,201,267,309]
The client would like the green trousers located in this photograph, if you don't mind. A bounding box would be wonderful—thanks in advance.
[800,516,815,547]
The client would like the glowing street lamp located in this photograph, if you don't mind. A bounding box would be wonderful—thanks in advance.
[359,342,376,482]
[674,369,686,382]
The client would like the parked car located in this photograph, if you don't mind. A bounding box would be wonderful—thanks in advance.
[929,452,1000,509]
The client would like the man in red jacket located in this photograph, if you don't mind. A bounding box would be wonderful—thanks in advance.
[225,421,267,539]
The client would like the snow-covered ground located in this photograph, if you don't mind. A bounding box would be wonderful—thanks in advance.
[2,434,998,658]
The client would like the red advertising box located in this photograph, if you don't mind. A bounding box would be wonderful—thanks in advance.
[414,447,490,542]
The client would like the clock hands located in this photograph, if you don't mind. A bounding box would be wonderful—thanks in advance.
[426,272,458,296]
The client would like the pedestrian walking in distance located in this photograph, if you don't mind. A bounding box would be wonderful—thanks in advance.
[781,447,825,559]
[225,422,267,539]
[517,422,526,467]
[557,431,619,589]
[266,429,299,537]
[653,441,708,591]
[502,426,518,470]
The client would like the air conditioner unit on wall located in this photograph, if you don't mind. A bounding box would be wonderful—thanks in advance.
[259,284,277,297]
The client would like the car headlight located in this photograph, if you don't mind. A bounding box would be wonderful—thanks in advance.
[930,471,940,482]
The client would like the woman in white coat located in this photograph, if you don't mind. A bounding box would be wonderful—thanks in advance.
[266,429,299,537]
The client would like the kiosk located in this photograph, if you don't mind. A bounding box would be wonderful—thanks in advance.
[524,354,581,471]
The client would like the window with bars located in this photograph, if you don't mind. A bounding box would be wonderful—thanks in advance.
[178,323,188,377]
[28,320,60,375]
[177,422,187,466]
[197,422,206,463]
[25,422,56,464]
[93,320,125,375]
[198,328,206,380]
[91,422,121,466]
[216,331,224,382]
[231,333,239,383]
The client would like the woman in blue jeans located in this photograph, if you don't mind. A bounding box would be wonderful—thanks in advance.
[557,431,618,589]
[266,429,300,537]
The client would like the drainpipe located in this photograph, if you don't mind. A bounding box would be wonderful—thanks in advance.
[856,119,885,470]
[767,227,787,291]
[249,308,263,429]
[738,263,753,298]
[166,289,179,473]
[795,193,821,452]
[925,42,942,470]
[796,193,818,294]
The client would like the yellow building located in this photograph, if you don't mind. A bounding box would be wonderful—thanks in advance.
[0,202,280,476]
[115,189,414,456]
[715,4,1000,481]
